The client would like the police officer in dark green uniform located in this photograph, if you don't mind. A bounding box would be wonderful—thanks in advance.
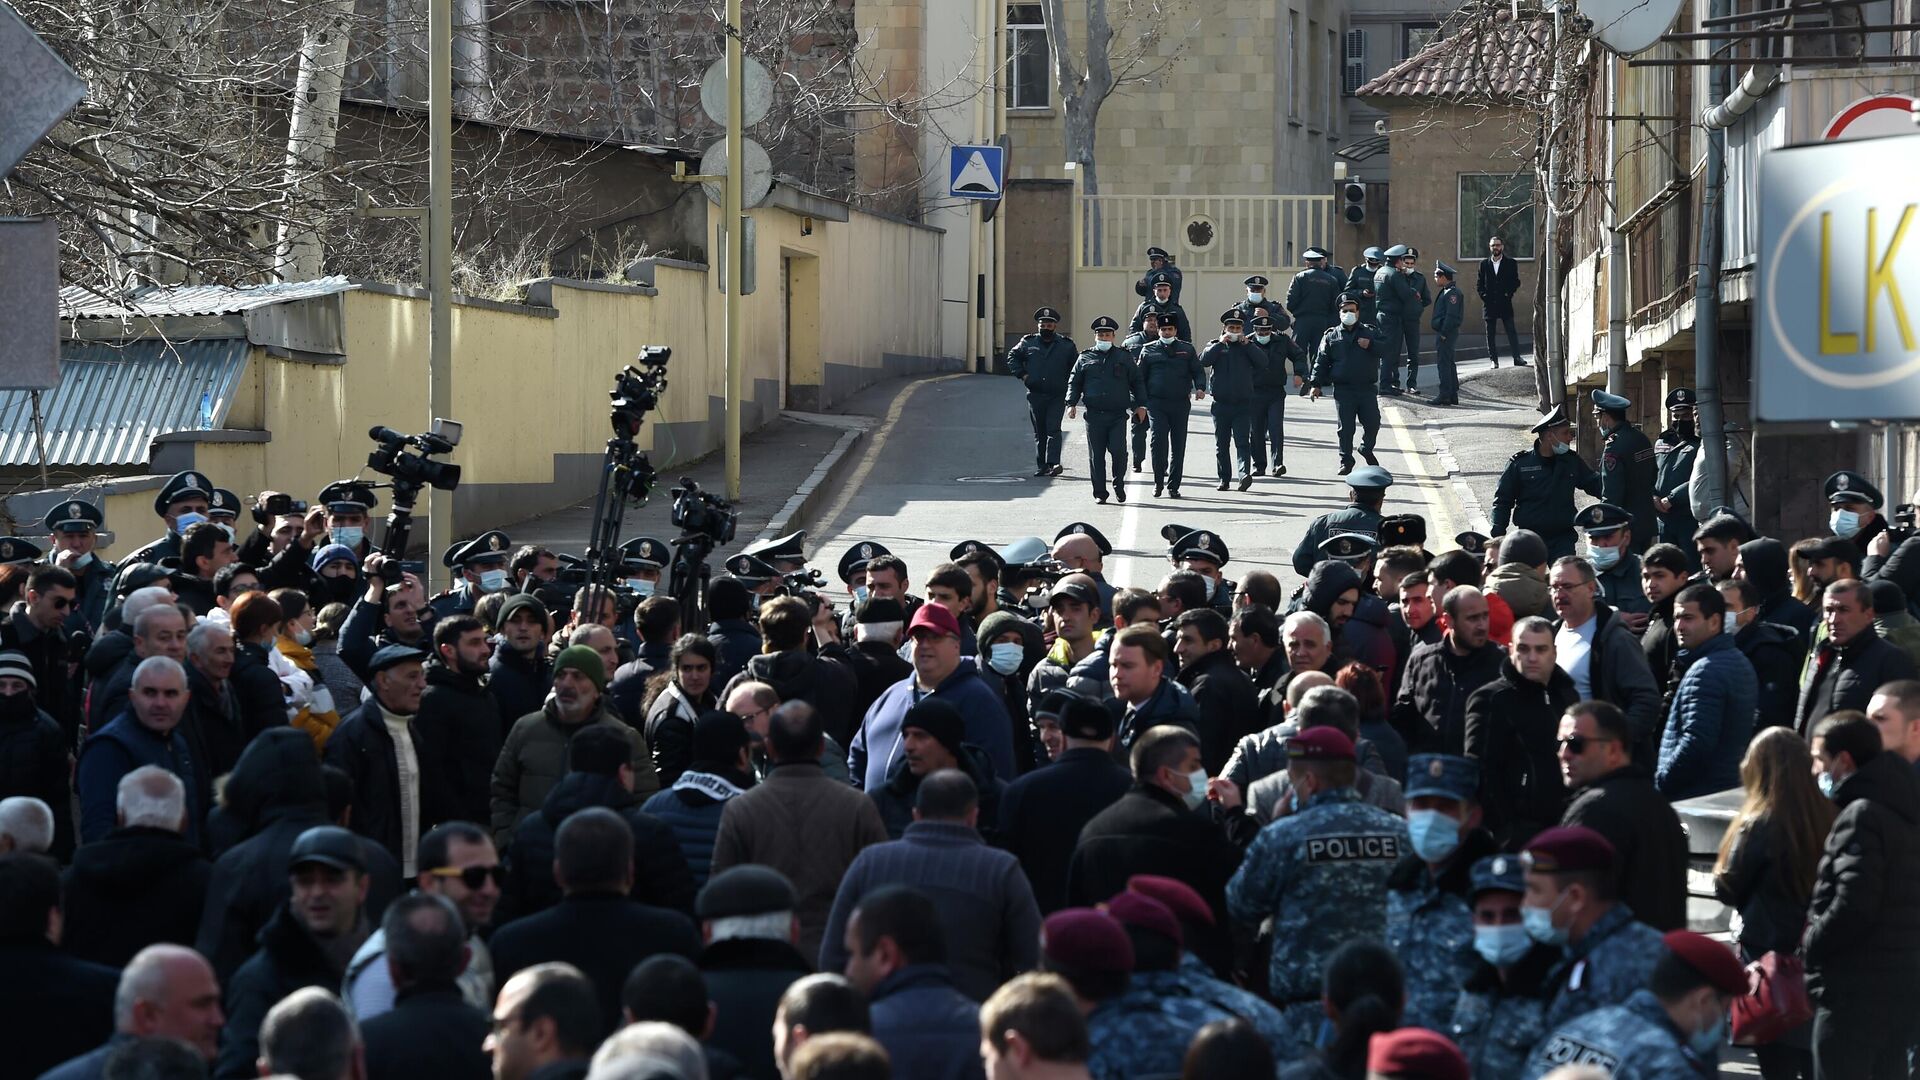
[1135,245,1183,303]
[1136,311,1204,498]
[1372,245,1420,394]
[126,470,216,565]
[1307,293,1385,476]
[1429,262,1465,406]
[1294,466,1392,577]
[1066,316,1146,505]
[1130,273,1192,344]
[1248,314,1306,478]
[1123,311,1162,474]
[1578,503,1650,618]
[1200,309,1268,492]
[42,501,115,636]
[1492,405,1602,562]
[1007,306,1078,477]
[1288,247,1344,367]
[1591,389,1658,556]
[430,529,514,619]
[1653,388,1701,564]
[1348,246,1385,304]
[1235,275,1291,332]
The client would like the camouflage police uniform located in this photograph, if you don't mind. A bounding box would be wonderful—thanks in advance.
[1542,904,1668,1030]
[1145,962,1298,1066]
[1445,853,1559,1079]
[1293,468,1390,577]
[1227,783,1410,1052]
[1385,755,1487,1033]
[1523,988,1713,1080]
[1085,986,1238,1080]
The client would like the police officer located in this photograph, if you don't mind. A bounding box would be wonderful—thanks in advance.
[1136,311,1204,498]
[1520,825,1667,1030]
[1163,526,1236,614]
[1653,388,1701,561]
[618,537,671,599]
[1044,908,1237,1080]
[1347,246,1384,302]
[1455,531,1491,561]
[42,501,115,635]
[1448,854,1558,1080]
[126,470,216,564]
[318,480,379,559]
[1428,262,1465,406]
[430,529,514,618]
[1578,503,1649,618]
[1307,294,1384,477]
[741,531,807,576]
[1492,405,1602,562]
[1122,311,1160,473]
[1066,316,1146,505]
[1235,275,1291,333]
[1591,390,1657,556]
[1134,245,1183,302]
[1372,245,1424,394]
[1288,247,1344,357]
[1293,467,1392,577]
[1826,468,1889,549]
[1131,273,1193,344]
[205,489,243,539]
[1226,727,1411,1053]
[1200,310,1268,492]
[1387,754,1496,1033]
[1007,306,1078,477]
[1523,929,1748,1080]
[1248,314,1306,478]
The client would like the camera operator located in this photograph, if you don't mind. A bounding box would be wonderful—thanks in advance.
[431,531,515,620]
[1867,493,1920,610]
[339,552,434,681]
[237,493,316,595]
[703,578,761,687]
[510,545,561,594]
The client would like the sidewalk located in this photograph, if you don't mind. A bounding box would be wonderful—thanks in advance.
[1382,353,1545,537]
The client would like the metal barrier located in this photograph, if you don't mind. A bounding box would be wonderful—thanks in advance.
[1073,190,1336,271]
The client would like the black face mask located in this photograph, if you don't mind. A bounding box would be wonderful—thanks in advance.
[319,576,360,604]
[1039,329,1056,341]
[1673,419,1697,439]
[0,691,34,724]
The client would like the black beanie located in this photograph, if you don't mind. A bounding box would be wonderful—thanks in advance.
[902,698,967,759]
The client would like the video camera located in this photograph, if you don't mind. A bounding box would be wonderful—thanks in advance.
[583,352,672,591]
[671,478,738,545]
[366,418,463,556]
[1894,503,1917,546]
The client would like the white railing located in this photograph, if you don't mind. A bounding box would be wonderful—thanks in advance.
[1074,193,1337,271]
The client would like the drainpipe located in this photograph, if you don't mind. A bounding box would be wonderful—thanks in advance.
[1543,4,1565,409]
[1607,61,1628,396]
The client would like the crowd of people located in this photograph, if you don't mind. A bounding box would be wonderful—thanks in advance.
[0,364,1916,1080]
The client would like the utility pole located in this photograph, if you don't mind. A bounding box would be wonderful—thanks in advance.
[427,0,454,591]
[724,0,745,501]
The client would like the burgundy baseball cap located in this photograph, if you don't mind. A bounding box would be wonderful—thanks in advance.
[908,603,963,640]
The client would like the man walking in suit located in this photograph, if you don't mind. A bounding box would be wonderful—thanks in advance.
[1475,236,1525,368]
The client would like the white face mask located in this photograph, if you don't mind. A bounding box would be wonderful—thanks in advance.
[1159,331,1177,342]
[1831,509,1862,538]
[67,551,95,571]
[1253,333,1272,345]
[1182,767,1209,810]
[1223,330,1242,341]
[1340,311,1359,327]
[1247,291,1263,302]
[1095,339,1113,352]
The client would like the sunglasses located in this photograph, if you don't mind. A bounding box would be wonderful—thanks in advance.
[1557,735,1616,755]
[424,864,506,889]
[44,595,73,610]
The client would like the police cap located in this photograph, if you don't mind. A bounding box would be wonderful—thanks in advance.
[1378,514,1427,549]
[1090,315,1120,333]
[44,500,104,534]
[1825,470,1884,508]
[1102,891,1183,948]
[1055,522,1112,556]
[997,536,1050,568]
[1319,532,1379,563]
[1404,754,1480,802]
[741,531,806,565]
[725,552,778,582]
[1169,529,1230,568]
[1250,315,1275,331]
[1665,387,1698,409]
[1434,260,1457,278]
[366,643,429,675]
[1286,726,1356,762]
[1126,875,1215,927]
[1243,275,1269,288]
[950,540,1004,571]
[697,865,797,920]
[206,489,241,521]
[1059,694,1113,741]
[1469,854,1525,898]
[154,471,213,516]
[1591,388,1631,413]
[837,540,891,584]
[442,530,511,568]
[1662,929,1750,996]
[288,826,367,874]
[1346,465,1394,490]
[1454,531,1490,556]
[1301,247,1330,261]
[620,536,670,569]
[1383,244,1411,258]
[1145,246,1169,259]
[1576,502,1632,535]
[1034,307,1062,323]
[0,538,43,565]
[1527,403,1572,435]
[319,480,379,514]
[1218,309,1245,326]
[1040,909,1135,975]
[1364,246,1384,260]
[1150,273,1175,289]
[1521,825,1617,874]
[1367,1029,1469,1080]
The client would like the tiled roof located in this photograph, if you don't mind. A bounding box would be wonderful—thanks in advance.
[1355,15,1550,101]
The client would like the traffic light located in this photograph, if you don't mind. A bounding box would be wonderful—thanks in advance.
[1342,181,1367,225]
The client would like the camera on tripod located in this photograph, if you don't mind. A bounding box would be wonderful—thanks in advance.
[368,420,463,492]
[671,478,738,545]
[611,349,672,439]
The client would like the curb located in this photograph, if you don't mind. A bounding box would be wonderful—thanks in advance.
[752,411,877,544]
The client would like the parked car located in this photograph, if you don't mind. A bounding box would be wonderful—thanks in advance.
[1673,786,1742,935]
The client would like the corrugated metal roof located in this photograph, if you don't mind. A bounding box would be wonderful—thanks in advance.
[59,276,358,320]
[1355,16,1549,101]
[0,339,249,467]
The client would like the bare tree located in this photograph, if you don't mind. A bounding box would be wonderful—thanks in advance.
[1039,0,1189,199]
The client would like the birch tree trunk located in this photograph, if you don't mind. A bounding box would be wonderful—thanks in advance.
[278,0,356,281]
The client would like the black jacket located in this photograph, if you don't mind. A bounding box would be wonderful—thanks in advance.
[490,891,702,1033]
[610,640,672,727]
[62,825,211,968]
[198,728,403,981]
[870,745,1005,842]
[723,649,861,749]
[700,936,814,1080]
[1176,648,1261,774]
[1714,814,1817,960]
[324,697,453,868]
[488,645,554,730]
[184,662,251,787]
[1069,784,1242,931]
[1464,660,1579,848]
[1391,637,1505,755]
[217,903,362,1080]
[1641,593,1679,697]
[1,606,77,743]
[706,618,762,688]
[0,939,119,1079]
[361,984,492,1080]
[1733,620,1808,732]
[836,640,914,724]
[999,747,1132,914]
[0,694,71,859]
[231,640,290,734]
[415,662,504,825]
[1561,764,1688,931]
[1007,331,1080,398]
[1476,256,1521,318]
[1798,627,1918,737]
[1803,750,1920,999]
[503,771,698,919]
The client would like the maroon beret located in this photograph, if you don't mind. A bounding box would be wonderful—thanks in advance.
[1127,874,1215,927]
[1286,726,1356,762]
[1521,825,1617,874]
[1041,909,1135,975]
[1367,1028,1470,1080]
[1102,891,1183,948]
[1663,930,1749,996]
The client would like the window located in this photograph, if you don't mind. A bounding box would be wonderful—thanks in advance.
[1404,23,1442,58]
[1288,11,1303,120]
[1008,5,1050,110]
[1326,28,1337,130]
[1459,173,1538,260]
[1343,29,1368,95]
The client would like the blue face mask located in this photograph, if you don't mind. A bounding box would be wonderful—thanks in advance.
[1688,1010,1727,1057]
[1587,544,1621,571]
[1408,809,1462,862]
[1552,441,1572,456]
[987,642,1024,676]
[1522,892,1570,946]
[173,511,209,535]
[479,568,510,593]
[332,525,365,551]
[1831,509,1862,538]
[853,585,870,607]
[1473,923,1533,967]
[627,578,656,598]
[1818,770,1841,800]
